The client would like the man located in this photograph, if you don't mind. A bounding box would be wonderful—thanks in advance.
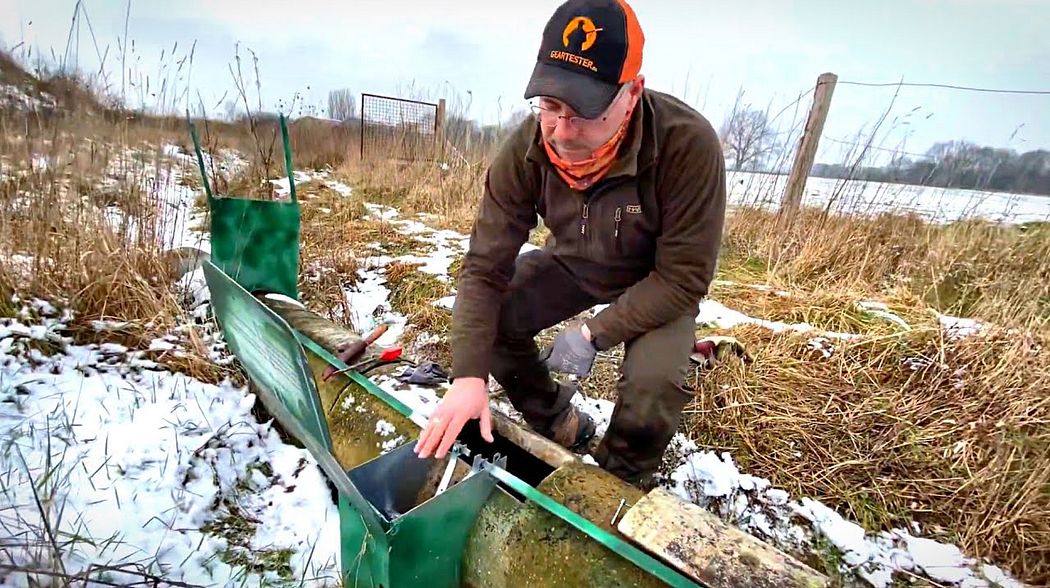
[415,0,726,487]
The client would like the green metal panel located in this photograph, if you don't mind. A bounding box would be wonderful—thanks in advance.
[203,261,497,587]
[203,261,330,448]
[201,261,390,584]
[188,114,301,300]
[347,442,500,588]
[339,493,388,588]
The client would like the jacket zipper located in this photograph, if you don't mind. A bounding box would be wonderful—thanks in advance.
[614,207,622,255]
[580,203,590,236]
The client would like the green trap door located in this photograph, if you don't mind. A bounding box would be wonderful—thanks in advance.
[188,113,300,300]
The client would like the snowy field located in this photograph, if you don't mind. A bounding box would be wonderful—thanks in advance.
[0,304,341,586]
[0,143,1030,587]
[727,170,1050,225]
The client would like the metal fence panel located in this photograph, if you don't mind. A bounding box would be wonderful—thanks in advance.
[360,93,439,161]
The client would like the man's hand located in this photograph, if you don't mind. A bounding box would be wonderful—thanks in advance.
[541,325,598,377]
[415,376,494,459]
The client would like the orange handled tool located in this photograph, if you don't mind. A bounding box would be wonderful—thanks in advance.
[322,323,389,382]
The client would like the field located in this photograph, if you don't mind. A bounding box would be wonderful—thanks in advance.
[1,49,1049,588]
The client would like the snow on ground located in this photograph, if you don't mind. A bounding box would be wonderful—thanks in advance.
[96,144,220,253]
[857,301,912,330]
[727,170,1050,225]
[336,201,1019,588]
[162,143,248,252]
[696,297,860,340]
[271,169,356,201]
[0,82,56,112]
[0,301,340,587]
[938,313,984,340]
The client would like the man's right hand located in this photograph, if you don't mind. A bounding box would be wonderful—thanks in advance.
[414,376,494,459]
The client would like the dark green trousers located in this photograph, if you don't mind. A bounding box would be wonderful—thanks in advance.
[489,249,696,486]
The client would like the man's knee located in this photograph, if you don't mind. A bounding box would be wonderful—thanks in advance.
[620,314,695,397]
[594,315,696,485]
[613,361,692,444]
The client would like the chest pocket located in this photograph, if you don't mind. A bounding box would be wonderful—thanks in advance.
[599,186,657,260]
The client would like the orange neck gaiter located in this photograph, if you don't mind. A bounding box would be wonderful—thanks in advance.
[543,107,634,191]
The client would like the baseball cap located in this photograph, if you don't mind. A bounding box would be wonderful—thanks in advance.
[524,0,645,119]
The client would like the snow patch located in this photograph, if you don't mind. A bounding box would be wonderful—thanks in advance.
[0,83,56,111]
[857,301,911,330]
[263,292,305,308]
[938,313,983,339]
[696,298,859,340]
[375,419,396,436]
[0,307,339,586]
[433,295,457,310]
[661,436,1025,587]
[807,337,835,359]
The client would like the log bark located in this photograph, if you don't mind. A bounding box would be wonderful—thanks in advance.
[618,488,828,588]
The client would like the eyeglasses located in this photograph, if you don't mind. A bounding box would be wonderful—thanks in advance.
[529,82,633,130]
[529,103,609,130]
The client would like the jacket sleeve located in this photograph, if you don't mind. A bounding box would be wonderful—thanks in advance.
[449,123,539,380]
[585,121,726,349]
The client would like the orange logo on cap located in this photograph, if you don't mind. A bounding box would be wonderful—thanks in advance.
[562,16,602,51]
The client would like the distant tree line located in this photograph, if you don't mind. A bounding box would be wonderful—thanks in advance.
[813,141,1050,196]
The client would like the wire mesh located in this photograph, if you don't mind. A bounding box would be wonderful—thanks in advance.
[360,93,439,161]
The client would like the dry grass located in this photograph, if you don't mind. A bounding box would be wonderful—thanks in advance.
[725,206,1050,334]
[708,281,939,336]
[0,66,239,384]
[384,261,452,320]
[382,261,455,363]
[681,322,1049,584]
[296,183,368,321]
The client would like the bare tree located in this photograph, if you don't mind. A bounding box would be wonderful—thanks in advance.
[720,90,778,171]
[327,88,356,122]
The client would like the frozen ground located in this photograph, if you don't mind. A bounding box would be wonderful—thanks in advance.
[727,170,1050,225]
[0,145,337,586]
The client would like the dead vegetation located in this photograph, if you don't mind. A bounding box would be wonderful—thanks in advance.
[723,206,1050,334]
[679,322,1050,584]
[0,52,240,384]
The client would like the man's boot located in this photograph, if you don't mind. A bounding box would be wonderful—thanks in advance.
[545,402,597,452]
[530,382,598,453]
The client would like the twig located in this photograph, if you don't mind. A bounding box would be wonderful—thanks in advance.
[14,445,66,577]
[0,563,208,587]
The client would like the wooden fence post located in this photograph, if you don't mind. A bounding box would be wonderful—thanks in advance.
[435,98,447,161]
[779,72,837,224]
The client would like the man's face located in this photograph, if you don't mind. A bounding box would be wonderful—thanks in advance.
[537,77,644,162]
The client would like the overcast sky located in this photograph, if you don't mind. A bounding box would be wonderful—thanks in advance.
[2,0,1048,164]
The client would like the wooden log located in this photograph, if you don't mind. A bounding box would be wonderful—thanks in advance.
[617,488,829,588]
[262,296,578,469]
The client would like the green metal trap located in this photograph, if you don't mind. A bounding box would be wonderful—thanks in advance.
[188,113,300,300]
[202,261,499,587]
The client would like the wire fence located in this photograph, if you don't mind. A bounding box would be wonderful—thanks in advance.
[722,73,1050,225]
[359,93,440,162]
